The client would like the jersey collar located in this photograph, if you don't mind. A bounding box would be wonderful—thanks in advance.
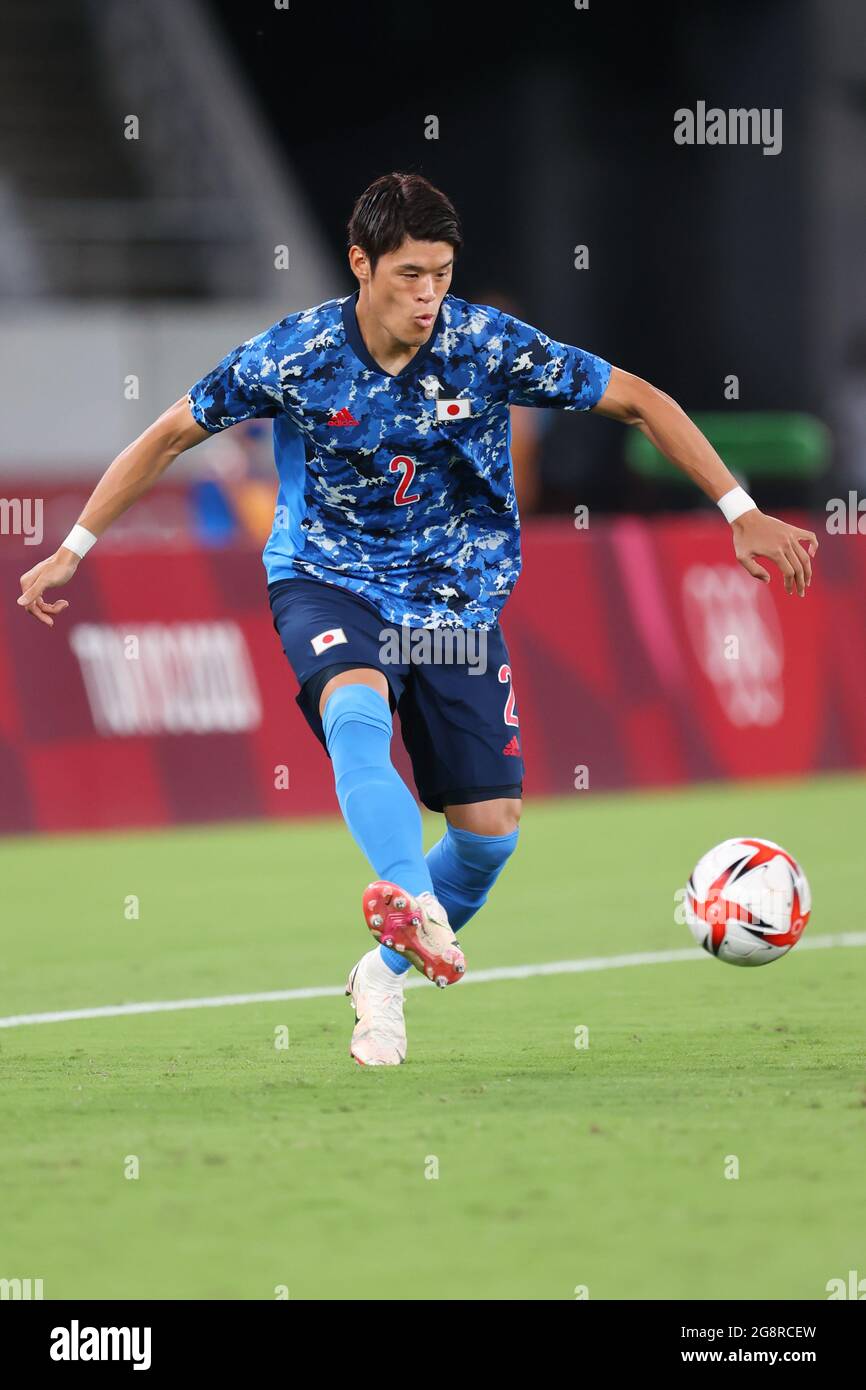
[341,289,444,379]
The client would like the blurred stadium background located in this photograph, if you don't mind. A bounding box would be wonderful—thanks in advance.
[1,0,865,1302]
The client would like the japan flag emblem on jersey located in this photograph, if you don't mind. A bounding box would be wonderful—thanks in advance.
[436,398,472,421]
[311,627,347,655]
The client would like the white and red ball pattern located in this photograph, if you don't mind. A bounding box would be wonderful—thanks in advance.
[684,837,811,967]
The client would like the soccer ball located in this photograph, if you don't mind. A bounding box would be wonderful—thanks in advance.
[684,837,811,966]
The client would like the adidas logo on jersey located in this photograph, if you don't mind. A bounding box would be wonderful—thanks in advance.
[327,407,360,427]
[502,735,521,757]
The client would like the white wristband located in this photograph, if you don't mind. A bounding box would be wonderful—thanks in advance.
[717,486,757,524]
[61,524,98,559]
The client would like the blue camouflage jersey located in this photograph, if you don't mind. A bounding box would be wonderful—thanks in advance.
[187,290,612,629]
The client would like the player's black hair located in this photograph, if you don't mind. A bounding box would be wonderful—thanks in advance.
[347,173,463,273]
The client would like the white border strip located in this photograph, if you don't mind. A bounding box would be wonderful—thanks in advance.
[2,932,865,1030]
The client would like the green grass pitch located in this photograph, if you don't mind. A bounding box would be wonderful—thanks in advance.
[1,774,865,1300]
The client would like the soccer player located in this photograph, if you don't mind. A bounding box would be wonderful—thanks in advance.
[18,173,818,1066]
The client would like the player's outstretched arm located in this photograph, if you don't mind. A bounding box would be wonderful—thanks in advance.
[592,366,818,596]
[17,398,208,627]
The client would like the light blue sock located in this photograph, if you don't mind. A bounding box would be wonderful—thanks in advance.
[426,823,519,931]
[322,684,433,975]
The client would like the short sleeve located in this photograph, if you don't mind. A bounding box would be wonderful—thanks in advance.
[187,326,285,433]
[494,311,612,411]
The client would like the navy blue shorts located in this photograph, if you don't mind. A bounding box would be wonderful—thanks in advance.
[268,575,524,813]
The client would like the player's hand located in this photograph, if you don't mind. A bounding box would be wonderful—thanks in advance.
[732,511,818,597]
[17,550,79,627]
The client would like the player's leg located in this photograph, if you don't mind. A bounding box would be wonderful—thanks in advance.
[319,671,464,982]
[319,667,434,901]
[268,580,463,1063]
[390,623,523,964]
[428,794,521,931]
[320,668,432,1065]
[268,577,430,895]
[270,575,463,977]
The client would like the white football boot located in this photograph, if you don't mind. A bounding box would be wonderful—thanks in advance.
[345,947,408,1066]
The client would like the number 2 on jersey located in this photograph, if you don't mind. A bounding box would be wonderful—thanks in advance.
[498,664,520,727]
[389,455,420,506]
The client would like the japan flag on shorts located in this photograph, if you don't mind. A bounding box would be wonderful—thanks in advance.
[311,627,347,655]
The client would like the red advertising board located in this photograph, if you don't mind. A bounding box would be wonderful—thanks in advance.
[0,514,860,834]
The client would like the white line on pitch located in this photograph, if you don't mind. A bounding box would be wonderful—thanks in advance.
[1,932,865,1031]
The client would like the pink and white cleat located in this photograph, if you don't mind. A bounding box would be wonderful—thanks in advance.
[361,880,465,988]
[345,949,408,1066]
